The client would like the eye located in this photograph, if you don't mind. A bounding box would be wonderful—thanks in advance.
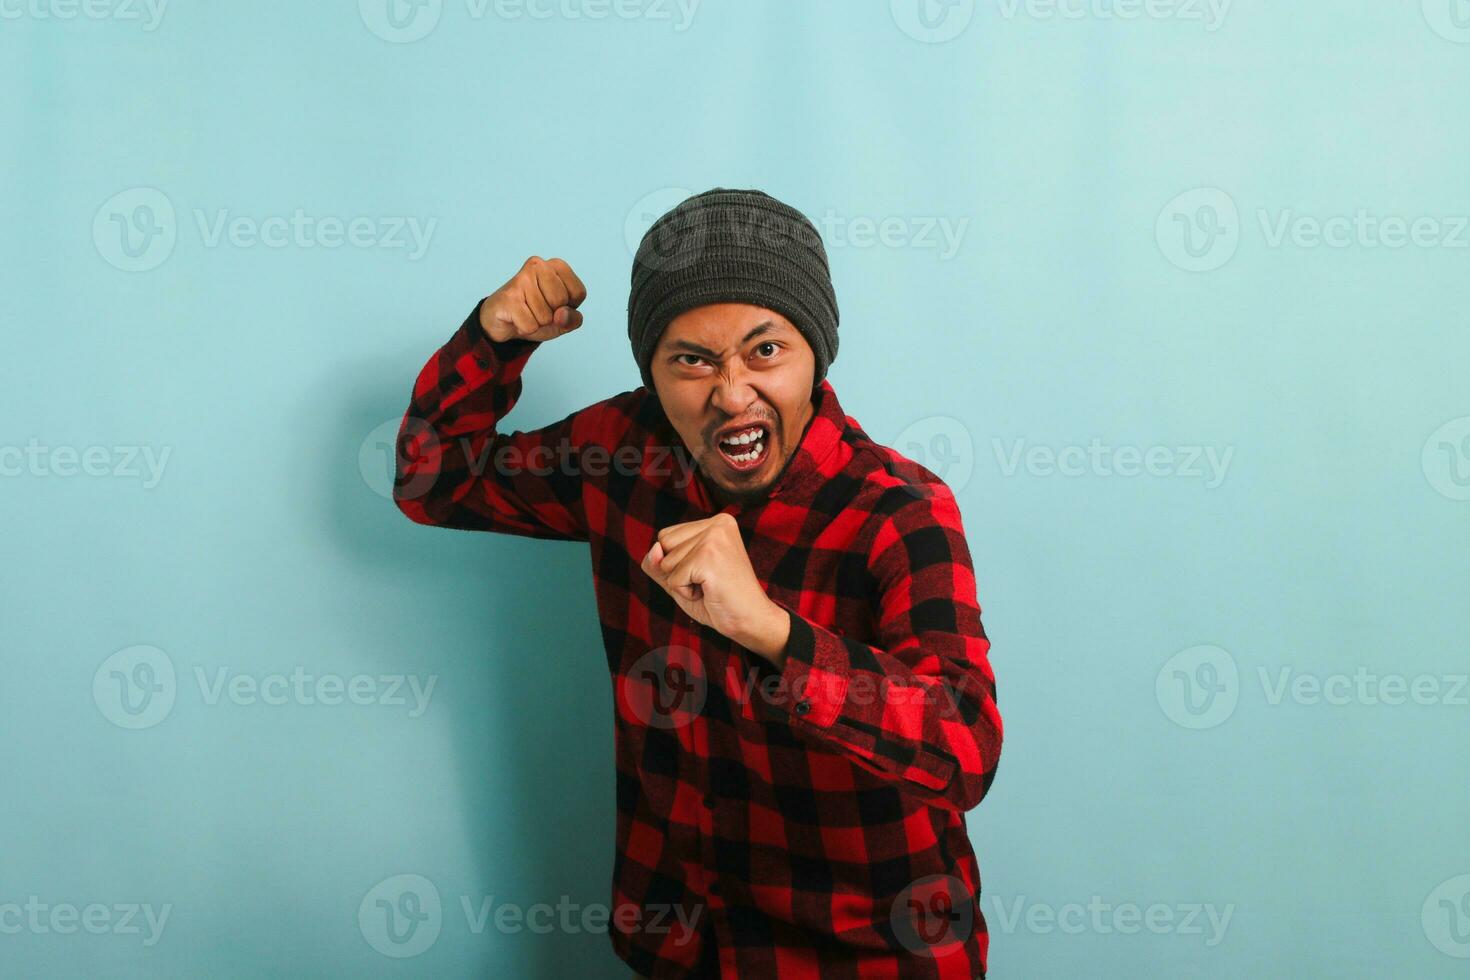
[674,354,704,367]
[753,342,779,358]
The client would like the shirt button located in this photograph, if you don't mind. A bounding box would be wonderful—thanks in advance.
[794,699,811,716]
[703,795,716,809]
[709,880,721,895]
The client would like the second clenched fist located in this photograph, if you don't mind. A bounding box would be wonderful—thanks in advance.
[479,256,588,344]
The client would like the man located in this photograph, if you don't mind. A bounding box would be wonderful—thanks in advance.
[393,188,1002,978]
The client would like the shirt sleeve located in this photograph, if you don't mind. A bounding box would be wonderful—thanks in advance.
[392,299,592,541]
[756,485,1002,813]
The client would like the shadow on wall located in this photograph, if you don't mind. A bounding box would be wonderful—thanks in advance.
[317,333,621,978]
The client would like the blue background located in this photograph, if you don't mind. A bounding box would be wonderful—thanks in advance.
[3,0,1469,976]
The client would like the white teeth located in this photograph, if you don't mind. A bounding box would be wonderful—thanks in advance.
[717,425,768,466]
[720,426,765,447]
[722,434,767,464]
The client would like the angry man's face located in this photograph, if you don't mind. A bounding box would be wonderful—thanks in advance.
[650,303,816,509]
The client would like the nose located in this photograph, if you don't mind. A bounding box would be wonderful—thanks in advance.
[709,367,758,420]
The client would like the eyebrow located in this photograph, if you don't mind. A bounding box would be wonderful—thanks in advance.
[662,321,784,359]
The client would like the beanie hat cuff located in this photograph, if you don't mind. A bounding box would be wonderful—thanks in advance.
[635,278,835,391]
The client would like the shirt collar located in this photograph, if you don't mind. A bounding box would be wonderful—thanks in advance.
[651,379,847,517]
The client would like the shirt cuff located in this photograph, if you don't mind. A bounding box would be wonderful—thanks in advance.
[755,603,960,795]
[762,603,850,730]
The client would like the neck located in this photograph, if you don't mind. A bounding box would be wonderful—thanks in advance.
[709,481,765,510]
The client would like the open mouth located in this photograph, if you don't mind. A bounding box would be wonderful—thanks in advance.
[714,423,770,473]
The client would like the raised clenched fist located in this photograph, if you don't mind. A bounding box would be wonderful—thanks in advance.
[479,255,588,344]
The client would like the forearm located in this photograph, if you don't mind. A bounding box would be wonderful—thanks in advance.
[736,490,1002,812]
[757,601,1000,811]
[729,597,791,668]
[394,300,588,539]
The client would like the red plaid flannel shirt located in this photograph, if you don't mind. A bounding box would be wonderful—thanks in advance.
[394,302,1003,978]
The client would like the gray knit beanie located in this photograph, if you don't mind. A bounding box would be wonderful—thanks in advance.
[627,188,839,393]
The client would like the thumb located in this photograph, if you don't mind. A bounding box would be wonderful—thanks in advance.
[642,541,664,576]
[554,306,584,332]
